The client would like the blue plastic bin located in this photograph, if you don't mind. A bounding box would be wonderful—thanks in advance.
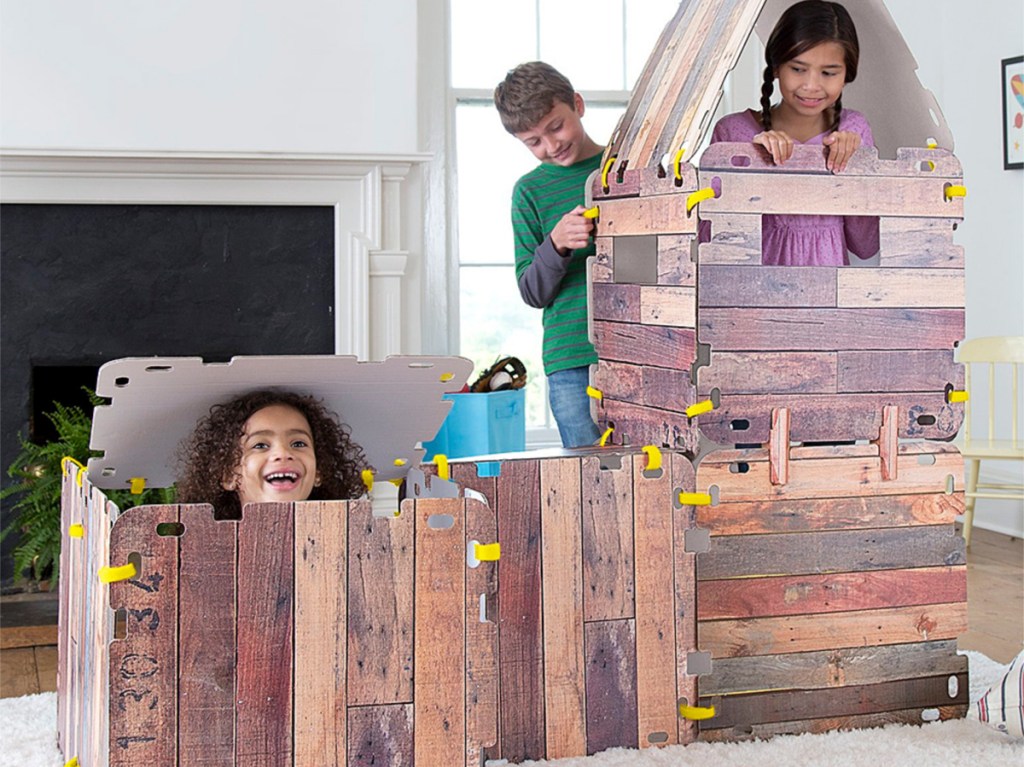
[422,389,525,461]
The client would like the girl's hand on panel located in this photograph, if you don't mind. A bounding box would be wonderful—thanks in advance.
[551,205,594,255]
[822,130,861,173]
[753,130,795,166]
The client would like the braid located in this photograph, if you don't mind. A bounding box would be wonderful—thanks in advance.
[760,66,775,130]
[830,95,843,134]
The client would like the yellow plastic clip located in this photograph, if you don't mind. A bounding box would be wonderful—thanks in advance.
[601,155,617,191]
[673,147,686,181]
[474,542,501,561]
[435,454,450,481]
[586,385,603,402]
[686,187,716,214]
[679,703,716,720]
[599,426,614,447]
[947,389,969,403]
[99,563,137,584]
[129,477,146,495]
[678,491,713,506]
[361,469,374,492]
[926,138,938,149]
[944,184,967,200]
[389,478,404,487]
[68,524,85,539]
[642,445,662,472]
[440,372,455,382]
[583,206,600,220]
[64,758,80,767]
[393,458,407,467]
[62,456,87,487]
[685,399,715,419]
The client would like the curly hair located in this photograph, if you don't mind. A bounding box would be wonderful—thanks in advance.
[760,1,860,135]
[494,61,577,134]
[175,389,369,518]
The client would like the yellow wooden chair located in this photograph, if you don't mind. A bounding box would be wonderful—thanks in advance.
[958,336,1024,546]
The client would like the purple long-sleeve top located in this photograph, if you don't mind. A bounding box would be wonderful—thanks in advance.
[705,109,880,266]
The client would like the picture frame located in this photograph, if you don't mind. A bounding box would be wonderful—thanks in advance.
[1002,55,1023,170]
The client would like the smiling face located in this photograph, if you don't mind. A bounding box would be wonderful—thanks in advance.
[775,41,848,126]
[223,404,318,507]
[514,93,590,167]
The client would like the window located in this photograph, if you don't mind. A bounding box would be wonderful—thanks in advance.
[449,0,679,443]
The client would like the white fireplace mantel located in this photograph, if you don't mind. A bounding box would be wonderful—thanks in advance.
[0,149,430,359]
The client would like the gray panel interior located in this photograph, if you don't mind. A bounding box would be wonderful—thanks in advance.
[88,355,473,490]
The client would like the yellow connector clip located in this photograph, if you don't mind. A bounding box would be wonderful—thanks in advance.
[440,371,455,382]
[393,458,407,467]
[679,703,716,720]
[435,453,450,481]
[599,426,614,447]
[673,147,686,181]
[129,477,146,495]
[686,187,716,214]
[586,385,603,402]
[583,206,600,220]
[601,155,617,191]
[62,456,87,487]
[68,524,85,539]
[99,563,137,584]
[361,469,374,492]
[944,184,966,200]
[642,445,662,472]
[474,542,501,561]
[678,491,713,506]
[947,389,969,403]
[685,399,715,419]
[65,758,80,767]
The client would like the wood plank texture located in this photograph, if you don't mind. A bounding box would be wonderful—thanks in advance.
[235,502,293,766]
[594,194,695,237]
[699,603,969,658]
[599,398,700,454]
[878,217,964,268]
[670,452,700,746]
[698,265,837,307]
[108,505,179,767]
[540,458,587,759]
[640,286,696,327]
[698,352,838,395]
[593,320,696,368]
[413,498,467,767]
[465,497,499,765]
[347,499,414,705]
[584,620,639,755]
[178,504,236,766]
[294,500,348,766]
[657,235,696,286]
[837,268,964,307]
[347,704,414,766]
[582,456,635,622]
[698,213,761,264]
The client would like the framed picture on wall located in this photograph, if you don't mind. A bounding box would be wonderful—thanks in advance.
[1003,55,1023,170]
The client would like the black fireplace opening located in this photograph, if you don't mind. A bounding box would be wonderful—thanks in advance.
[1,202,336,585]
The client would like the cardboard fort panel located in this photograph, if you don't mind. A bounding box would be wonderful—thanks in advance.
[432,447,700,763]
[58,471,497,767]
[587,164,702,453]
[694,142,965,445]
[692,441,968,741]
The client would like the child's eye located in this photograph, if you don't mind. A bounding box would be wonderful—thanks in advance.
[251,441,269,450]
[291,439,309,449]
[550,122,563,132]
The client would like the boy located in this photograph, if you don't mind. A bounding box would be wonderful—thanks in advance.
[494,61,603,448]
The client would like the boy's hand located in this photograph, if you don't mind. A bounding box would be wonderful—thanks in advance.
[551,205,595,255]
[822,130,861,173]
[753,130,794,166]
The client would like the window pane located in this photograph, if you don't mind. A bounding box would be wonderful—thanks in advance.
[456,103,537,266]
[451,0,537,89]
[538,0,624,91]
[459,265,549,429]
[625,0,682,86]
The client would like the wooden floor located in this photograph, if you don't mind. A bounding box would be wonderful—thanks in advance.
[1,528,1021,699]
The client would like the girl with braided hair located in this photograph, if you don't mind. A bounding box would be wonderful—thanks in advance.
[176,390,369,519]
[705,0,879,265]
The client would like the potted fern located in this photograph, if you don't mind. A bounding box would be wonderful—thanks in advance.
[1,391,173,585]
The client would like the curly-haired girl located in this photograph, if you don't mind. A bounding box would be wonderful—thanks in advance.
[176,389,369,518]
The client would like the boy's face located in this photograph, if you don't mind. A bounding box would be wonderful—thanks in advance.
[514,93,588,167]
[223,404,318,507]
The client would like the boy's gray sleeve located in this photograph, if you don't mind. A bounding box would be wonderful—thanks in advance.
[517,235,571,308]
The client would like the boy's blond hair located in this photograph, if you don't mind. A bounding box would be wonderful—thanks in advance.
[494,61,576,134]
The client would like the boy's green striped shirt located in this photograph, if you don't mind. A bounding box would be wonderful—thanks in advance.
[511,153,601,375]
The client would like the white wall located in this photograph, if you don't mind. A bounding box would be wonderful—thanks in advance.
[0,0,418,154]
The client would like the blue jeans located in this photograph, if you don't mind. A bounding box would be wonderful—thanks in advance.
[548,366,601,448]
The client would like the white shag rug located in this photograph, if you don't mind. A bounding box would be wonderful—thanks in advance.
[1,652,1019,766]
